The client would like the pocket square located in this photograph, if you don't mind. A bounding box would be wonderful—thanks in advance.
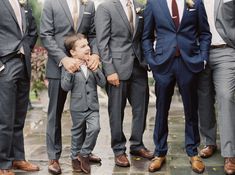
[84,12,91,15]
[139,16,143,19]
[188,9,196,11]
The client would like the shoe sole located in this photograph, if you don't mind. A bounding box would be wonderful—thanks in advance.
[48,169,62,175]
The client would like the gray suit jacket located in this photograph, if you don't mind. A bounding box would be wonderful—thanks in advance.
[215,0,235,48]
[40,0,98,79]
[95,0,147,80]
[0,0,37,78]
[61,67,106,112]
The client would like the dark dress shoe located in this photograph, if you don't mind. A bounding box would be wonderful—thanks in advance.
[224,157,235,175]
[89,153,101,163]
[148,156,166,172]
[48,160,61,175]
[190,156,205,174]
[72,159,82,172]
[199,145,217,158]
[77,154,90,174]
[115,154,130,167]
[12,160,39,171]
[0,169,15,175]
[130,148,154,159]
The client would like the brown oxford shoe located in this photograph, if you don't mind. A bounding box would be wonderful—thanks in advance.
[224,157,235,175]
[48,160,61,175]
[89,153,101,163]
[199,145,217,158]
[130,148,154,159]
[115,154,130,167]
[190,156,205,174]
[71,159,82,172]
[148,156,166,172]
[12,160,39,172]
[0,169,15,175]
[77,154,90,174]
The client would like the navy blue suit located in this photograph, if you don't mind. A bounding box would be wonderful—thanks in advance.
[142,0,211,156]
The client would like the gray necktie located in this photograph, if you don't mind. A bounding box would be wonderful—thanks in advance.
[72,0,79,30]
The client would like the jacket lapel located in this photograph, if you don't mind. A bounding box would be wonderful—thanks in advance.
[114,0,132,35]
[159,0,175,29]
[214,0,220,21]
[76,2,85,32]
[177,2,187,31]
[58,0,74,28]
[21,7,27,33]
[3,0,22,31]
[133,0,139,38]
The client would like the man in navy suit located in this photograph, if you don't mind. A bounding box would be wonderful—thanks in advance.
[142,0,211,173]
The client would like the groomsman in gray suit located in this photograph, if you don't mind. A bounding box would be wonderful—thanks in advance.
[40,0,100,174]
[95,0,153,167]
[0,0,38,174]
[198,0,235,174]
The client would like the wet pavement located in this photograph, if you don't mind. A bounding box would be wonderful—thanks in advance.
[19,87,225,175]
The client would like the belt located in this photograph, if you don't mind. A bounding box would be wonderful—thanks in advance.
[210,44,227,49]
[0,52,24,63]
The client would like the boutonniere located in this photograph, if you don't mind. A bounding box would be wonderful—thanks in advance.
[136,7,144,14]
[81,0,88,5]
[18,0,27,7]
[186,0,195,9]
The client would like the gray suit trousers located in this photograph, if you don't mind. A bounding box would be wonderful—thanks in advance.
[199,46,235,157]
[198,65,217,146]
[106,62,149,155]
[0,58,29,169]
[46,79,67,160]
[70,110,100,159]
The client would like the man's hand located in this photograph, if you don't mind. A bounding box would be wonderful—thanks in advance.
[61,57,81,73]
[107,73,120,87]
[86,54,100,71]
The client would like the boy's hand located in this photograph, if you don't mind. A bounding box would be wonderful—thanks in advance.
[86,54,100,71]
[61,57,81,73]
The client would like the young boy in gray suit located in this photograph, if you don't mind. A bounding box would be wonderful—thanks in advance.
[61,33,106,174]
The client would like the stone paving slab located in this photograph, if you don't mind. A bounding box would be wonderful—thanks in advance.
[17,91,226,175]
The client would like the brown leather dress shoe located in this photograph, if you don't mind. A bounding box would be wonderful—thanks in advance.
[77,154,90,174]
[48,160,61,175]
[130,148,154,159]
[115,154,130,167]
[199,145,217,158]
[224,157,235,175]
[71,159,82,172]
[190,156,205,174]
[0,169,15,175]
[89,153,101,163]
[148,156,166,172]
[12,160,39,171]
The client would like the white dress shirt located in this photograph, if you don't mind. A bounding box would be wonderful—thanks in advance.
[119,0,136,28]
[80,64,88,78]
[204,0,226,45]
[166,0,184,22]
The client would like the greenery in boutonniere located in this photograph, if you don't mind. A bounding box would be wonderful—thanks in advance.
[81,0,88,5]
[186,0,195,8]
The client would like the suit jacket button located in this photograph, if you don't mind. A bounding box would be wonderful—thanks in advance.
[87,92,89,95]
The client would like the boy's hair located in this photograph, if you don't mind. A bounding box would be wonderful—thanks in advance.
[64,33,87,55]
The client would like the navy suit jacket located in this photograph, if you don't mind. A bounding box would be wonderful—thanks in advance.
[142,0,211,73]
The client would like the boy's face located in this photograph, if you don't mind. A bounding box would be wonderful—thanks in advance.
[70,38,90,61]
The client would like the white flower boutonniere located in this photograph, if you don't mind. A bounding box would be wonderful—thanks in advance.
[81,0,88,5]
[18,0,27,7]
[186,0,195,8]
[136,7,144,14]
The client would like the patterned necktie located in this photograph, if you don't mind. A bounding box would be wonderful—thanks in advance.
[72,0,79,31]
[172,0,179,29]
[10,0,23,33]
[126,0,134,33]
